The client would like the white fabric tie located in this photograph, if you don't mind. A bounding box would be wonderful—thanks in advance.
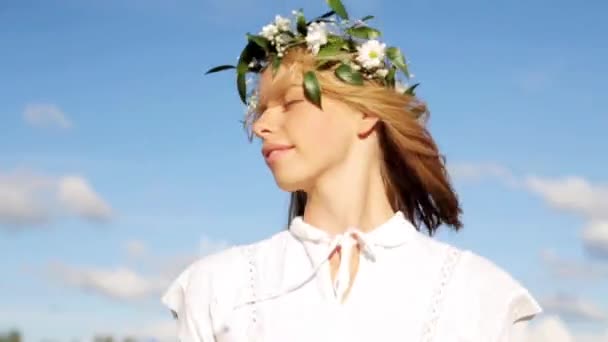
[327,229,375,300]
[237,212,414,306]
[289,225,377,301]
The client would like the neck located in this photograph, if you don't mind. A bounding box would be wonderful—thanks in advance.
[302,142,395,235]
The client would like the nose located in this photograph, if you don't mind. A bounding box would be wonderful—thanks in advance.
[252,109,280,139]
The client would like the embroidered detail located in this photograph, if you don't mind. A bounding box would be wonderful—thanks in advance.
[420,246,463,342]
[245,245,259,339]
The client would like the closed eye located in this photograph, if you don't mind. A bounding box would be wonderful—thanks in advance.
[284,99,303,108]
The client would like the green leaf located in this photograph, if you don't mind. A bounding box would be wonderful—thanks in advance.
[334,63,364,85]
[272,56,282,77]
[326,0,348,20]
[318,10,336,19]
[246,34,270,52]
[205,65,236,74]
[237,71,247,104]
[296,11,307,35]
[386,47,410,77]
[346,26,381,39]
[316,59,338,70]
[385,66,396,87]
[327,34,344,45]
[317,42,345,58]
[361,15,374,21]
[307,10,335,24]
[238,41,266,69]
[303,71,322,108]
[405,82,420,95]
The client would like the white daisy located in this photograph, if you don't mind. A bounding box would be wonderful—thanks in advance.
[274,15,291,32]
[260,24,279,41]
[395,81,408,94]
[247,93,259,113]
[375,68,389,78]
[305,22,328,55]
[356,39,386,70]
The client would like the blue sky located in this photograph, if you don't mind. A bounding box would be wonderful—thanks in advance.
[1,0,607,340]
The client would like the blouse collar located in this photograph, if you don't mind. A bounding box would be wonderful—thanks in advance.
[236,211,419,306]
[287,211,418,301]
[289,210,416,250]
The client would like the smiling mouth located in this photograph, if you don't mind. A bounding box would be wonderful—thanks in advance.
[263,146,294,164]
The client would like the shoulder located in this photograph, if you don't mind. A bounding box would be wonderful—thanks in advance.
[411,234,541,319]
[454,250,542,320]
[440,248,542,340]
[161,230,290,317]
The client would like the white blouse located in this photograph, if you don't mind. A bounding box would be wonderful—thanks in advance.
[161,212,542,342]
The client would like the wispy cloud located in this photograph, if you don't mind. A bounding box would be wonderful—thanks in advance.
[47,262,167,301]
[0,169,54,225]
[524,176,608,260]
[519,315,608,342]
[524,176,608,220]
[23,103,73,129]
[449,162,516,185]
[123,320,176,342]
[512,59,566,95]
[124,240,148,259]
[0,168,112,228]
[85,319,177,342]
[541,249,608,281]
[452,162,608,260]
[519,316,573,342]
[582,221,608,259]
[540,294,607,323]
[47,236,231,302]
[57,175,113,222]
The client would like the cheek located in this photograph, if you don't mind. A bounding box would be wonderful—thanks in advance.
[285,107,352,160]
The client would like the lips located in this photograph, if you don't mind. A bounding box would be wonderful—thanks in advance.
[262,143,294,163]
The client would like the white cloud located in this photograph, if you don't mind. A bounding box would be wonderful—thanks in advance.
[540,294,607,323]
[123,320,176,342]
[58,175,112,221]
[80,319,177,342]
[0,169,112,228]
[23,103,73,129]
[524,176,608,220]
[124,240,147,259]
[520,316,608,342]
[449,162,516,185]
[199,235,230,257]
[451,162,608,260]
[47,262,168,301]
[0,170,54,225]
[513,59,566,95]
[541,249,608,280]
[521,316,574,342]
[48,236,231,302]
[582,221,608,259]
[524,176,608,259]
[576,330,608,342]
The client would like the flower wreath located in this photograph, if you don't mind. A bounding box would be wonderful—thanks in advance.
[205,0,424,121]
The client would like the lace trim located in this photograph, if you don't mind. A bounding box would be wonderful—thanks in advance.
[245,245,259,340]
[420,246,463,342]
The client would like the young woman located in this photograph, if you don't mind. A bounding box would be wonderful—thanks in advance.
[162,3,541,341]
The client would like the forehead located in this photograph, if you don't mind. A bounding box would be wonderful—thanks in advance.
[258,66,303,103]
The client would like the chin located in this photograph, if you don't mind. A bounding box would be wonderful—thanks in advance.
[273,176,305,192]
[271,169,310,193]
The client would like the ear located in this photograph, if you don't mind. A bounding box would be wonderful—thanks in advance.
[357,112,380,137]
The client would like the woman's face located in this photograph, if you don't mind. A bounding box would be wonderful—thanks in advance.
[253,66,362,192]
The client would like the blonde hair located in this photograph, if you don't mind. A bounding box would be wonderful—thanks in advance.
[247,47,462,235]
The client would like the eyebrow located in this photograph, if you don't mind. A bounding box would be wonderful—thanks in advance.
[258,84,301,112]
